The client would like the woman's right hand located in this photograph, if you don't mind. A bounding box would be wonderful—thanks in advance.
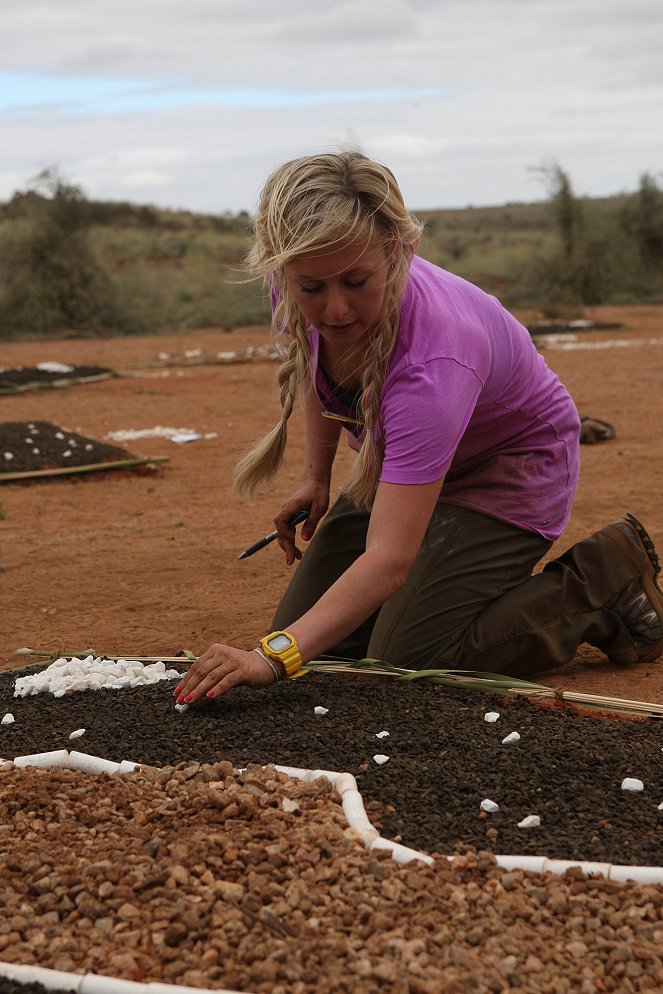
[274,480,330,565]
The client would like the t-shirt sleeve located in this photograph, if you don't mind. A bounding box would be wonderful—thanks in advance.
[379,358,483,485]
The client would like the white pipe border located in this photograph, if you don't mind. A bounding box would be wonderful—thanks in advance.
[0,962,248,994]
[7,750,663,879]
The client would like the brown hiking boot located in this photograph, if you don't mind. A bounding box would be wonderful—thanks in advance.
[607,513,663,663]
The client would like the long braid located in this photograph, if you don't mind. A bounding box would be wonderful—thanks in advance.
[233,318,310,496]
[342,285,402,507]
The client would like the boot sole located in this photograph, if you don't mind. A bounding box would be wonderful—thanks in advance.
[623,514,663,663]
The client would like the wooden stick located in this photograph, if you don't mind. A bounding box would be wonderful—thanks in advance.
[16,649,194,664]
[0,455,169,483]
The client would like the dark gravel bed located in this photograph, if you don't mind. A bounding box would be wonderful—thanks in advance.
[0,421,134,473]
[1,668,662,867]
[0,985,68,994]
[0,365,113,393]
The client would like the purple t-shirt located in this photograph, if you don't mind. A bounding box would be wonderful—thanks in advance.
[310,256,580,540]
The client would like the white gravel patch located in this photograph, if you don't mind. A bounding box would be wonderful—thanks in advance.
[13,656,181,698]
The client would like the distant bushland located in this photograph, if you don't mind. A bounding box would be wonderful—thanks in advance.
[1,164,662,341]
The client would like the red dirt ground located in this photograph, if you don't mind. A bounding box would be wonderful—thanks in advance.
[1,305,662,705]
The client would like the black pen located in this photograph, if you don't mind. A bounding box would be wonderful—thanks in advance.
[238,510,310,560]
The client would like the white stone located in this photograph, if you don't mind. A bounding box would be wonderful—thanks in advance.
[314,706,329,715]
[13,655,183,697]
[518,815,541,828]
[484,712,500,723]
[37,361,73,373]
[373,754,390,765]
[1,714,15,725]
[375,730,390,738]
[480,798,499,812]
[175,703,189,713]
[69,729,86,739]
[621,777,644,792]
[501,731,521,745]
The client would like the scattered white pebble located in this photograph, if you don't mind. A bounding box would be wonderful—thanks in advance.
[1,714,15,725]
[621,777,644,792]
[518,815,541,828]
[157,352,170,360]
[281,797,300,813]
[175,703,189,714]
[32,448,40,455]
[658,802,663,811]
[501,731,521,745]
[484,712,500,723]
[185,349,202,358]
[84,443,94,451]
[37,362,74,373]
[375,730,390,739]
[13,656,181,697]
[55,432,65,439]
[67,439,77,447]
[373,754,390,765]
[313,706,329,715]
[62,450,72,457]
[24,438,33,444]
[480,798,499,813]
[69,728,86,739]
[170,432,201,444]
[3,452,13,460]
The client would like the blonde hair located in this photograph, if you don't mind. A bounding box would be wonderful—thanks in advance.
[233,151,423,507]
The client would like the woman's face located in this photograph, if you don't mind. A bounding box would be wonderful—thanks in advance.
[283,240,393,353]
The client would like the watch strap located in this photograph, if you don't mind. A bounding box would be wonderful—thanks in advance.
[258,630,303,679]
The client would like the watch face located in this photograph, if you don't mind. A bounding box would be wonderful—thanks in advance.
[267,634,293,652]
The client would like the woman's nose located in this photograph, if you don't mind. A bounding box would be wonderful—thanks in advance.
[323,286,350,323]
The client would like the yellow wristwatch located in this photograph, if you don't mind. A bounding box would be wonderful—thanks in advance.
[258,630,304,680]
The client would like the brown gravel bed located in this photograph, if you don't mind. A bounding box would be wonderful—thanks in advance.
[1,760,663,994]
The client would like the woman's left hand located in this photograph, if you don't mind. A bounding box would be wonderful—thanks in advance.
[173,643,276,705]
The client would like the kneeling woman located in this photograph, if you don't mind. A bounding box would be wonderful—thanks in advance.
[176,152,663,704]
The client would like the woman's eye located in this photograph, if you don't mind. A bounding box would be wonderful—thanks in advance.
[300,285,321,295]
[345,278,368,289]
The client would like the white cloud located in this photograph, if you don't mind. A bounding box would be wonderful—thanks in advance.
[0,0,661,212]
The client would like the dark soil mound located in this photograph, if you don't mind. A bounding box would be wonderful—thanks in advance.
[0,421,134,474]
[0,365,113,394]
[1,668,662,867]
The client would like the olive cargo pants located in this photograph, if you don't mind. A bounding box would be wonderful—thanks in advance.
[272,498,651,677]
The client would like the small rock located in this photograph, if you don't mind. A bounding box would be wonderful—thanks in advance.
[501,731,521,745]
[484,712,500,723]
[480,798,499,813]
[621,777,644,792]
[373,754,389,765]
[517,814,541,828]
[314,706,329,715]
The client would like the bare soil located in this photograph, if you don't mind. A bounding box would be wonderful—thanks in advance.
[1,305,663,704]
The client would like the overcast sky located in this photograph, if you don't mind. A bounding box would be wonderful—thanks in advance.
[1,0,661,215]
